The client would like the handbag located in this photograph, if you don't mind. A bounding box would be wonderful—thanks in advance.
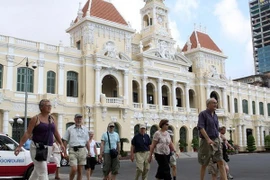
[35,116,51,161]
[107,132,118,159]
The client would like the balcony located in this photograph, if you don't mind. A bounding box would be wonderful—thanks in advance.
[190,108,198,114]
[163,106,172,112]
[106,97,124,105]
[133,103,142,109]
[147,104,158,110]
[177,107,186,113]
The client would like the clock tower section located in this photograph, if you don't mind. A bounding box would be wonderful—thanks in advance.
[140,0,175,51]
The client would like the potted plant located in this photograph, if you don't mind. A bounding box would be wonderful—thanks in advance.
[191,138,199,152]
[247,135,256,152]
[178,139,188,152]
[264,135,270,151]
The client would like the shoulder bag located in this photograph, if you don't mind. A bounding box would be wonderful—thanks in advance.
[35,116,51,161]
[107,132,118,159]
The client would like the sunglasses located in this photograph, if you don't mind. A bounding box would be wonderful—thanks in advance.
[109,126,115,128]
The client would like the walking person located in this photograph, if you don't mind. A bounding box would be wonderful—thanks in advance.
[63,114,90,180]
[85,131,98,180]
[52,140,62,179]
[148,119,178,180]
[130,124,151,180]
[99,122,120,180]
[14,99,65,180]
[197,98,227,180]
[167,130,178,180]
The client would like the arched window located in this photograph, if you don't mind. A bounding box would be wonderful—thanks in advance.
[17,67,34,92]
[242,99,248,114]
[66,122,75,129]
[0,64,3,88]
[150,126,158,139]
[47,71,56,94]
[234,98,238,113]
[67,71,78,97]
[134,124,140,135]
[268,103,270,117]
[259,102,264,115]
[252,101,256,115]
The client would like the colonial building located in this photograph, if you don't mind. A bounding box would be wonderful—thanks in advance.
[0,0,270,152]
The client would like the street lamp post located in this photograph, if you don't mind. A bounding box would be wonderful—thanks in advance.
[9,114,23,141]
[227,125,235,145]
[23,57,37,132]
[86,106,91,130]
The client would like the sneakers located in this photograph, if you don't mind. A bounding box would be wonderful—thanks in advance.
[227,173,233,179]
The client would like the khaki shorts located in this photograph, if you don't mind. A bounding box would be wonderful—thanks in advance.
[135,151,150,171]
[103,153,120,176]
[198,138,223,166]
[208,159,228,175]
[69,147,87,166]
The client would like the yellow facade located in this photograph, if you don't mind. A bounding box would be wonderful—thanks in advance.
[0,0,269,152]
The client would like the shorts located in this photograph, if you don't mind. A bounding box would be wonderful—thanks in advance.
[198,138,223,166]
[85,157,97,170]
[103,153,120,176]
[170,152,177,166]
[69,147,87,166]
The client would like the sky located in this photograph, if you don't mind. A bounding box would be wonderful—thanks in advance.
[0,0,254,79]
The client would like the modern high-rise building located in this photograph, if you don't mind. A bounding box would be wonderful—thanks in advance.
[249,0,270,74]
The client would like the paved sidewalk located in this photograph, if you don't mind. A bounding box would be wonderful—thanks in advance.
[179,152,198,158]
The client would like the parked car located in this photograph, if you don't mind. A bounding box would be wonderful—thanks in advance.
[0,133,56,179]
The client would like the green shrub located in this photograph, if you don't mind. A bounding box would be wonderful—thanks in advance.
[191,138,199,149]
[265,135,270,150]
[247,135,256,152]
[178,139,188,149]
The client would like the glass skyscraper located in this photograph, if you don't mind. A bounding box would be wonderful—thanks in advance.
[249,0,270,74]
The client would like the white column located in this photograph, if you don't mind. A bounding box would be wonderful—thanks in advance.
[242,125,247,147]
[185,84,190,113]
[37,60,44,94]
[238,93,243,113]
[222,88,227,110]
[157,78,163,111]
[256,96,260,115]
[123,70,129,105]
[248,94,252,115]
[57,63,65,95]
[6,55,14,90]
[205,85,210,99]
[256,126,261,147]
[261,126,265,147]
[238,125,243,147]
[172,81,176,111]
[3,110,9,135]
[230,92,235,113]
[142,77,147,110]
[264,99,268,119]
[94,66,101,103]
[57,114,63,137]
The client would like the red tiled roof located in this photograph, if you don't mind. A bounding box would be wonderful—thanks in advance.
[182,31,222,53]
[74,0,128,26]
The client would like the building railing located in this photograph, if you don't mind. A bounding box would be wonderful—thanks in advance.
[133,103,142,109]
[148,104,157,110]
[177,107,185,113]
[163,106,171,111]
[106,97,124,105]
[190,108,198,114]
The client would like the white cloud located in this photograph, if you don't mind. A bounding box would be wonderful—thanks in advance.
[214,0,251,43]
[112,0,144,32]
[172,0,199,20]
[169,20,185,47]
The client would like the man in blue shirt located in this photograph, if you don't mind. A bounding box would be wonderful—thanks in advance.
[197,98,227,180]
[99,122,120,180]
[130,124,151,180]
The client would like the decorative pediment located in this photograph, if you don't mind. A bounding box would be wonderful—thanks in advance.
[143,48,192,67]
[97,41,131,61]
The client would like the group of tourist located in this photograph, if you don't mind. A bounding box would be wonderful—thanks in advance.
[13,98,234,180]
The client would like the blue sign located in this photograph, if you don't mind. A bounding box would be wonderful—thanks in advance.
[0,158,24,163]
